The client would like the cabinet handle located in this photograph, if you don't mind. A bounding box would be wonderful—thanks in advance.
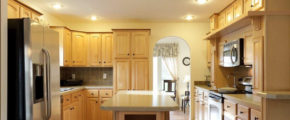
[91,93,94,95]
[72,61,75,63]
[96,101,98,103]
[66,99,69,101]
[99,61,102,64]
[101,101,104,104]
[227,105,230,108]
[240,111,244,114]
[127,53,130,56]
[133,53,135,56]
[254,117,259,120]
[105,93,109,95]
[104,61,106,63]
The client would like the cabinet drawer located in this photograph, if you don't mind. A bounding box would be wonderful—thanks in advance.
[71,91,82,102]
[251,109,262,120]
[237,104,250,119]
[100,90,113,98]
[224,100,237,115]
[62,94,71,106]
[85,90,99,98]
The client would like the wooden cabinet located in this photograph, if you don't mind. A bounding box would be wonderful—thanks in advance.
[86,98,101,120]
[253,36,264,93]
[131,31,149,58]
[251,0,263,11]
[102,34,113,67]
[72,32,88,66]
[244,32,254,65]
[207,41,212,67]
[100,98,113,120]
[250,109,262,120]
[234,0,244,19]
[218,11,226,29]
[131,59,149,90]
[226,5,234,25]
[244,0,252,14]
[210,14,219,31]
[62,105,72,120]
[224,100,237,115]
[89,34,102,66]
[237,105,250,120]
[8,0,20,18]
[113,30,149,59]
[114,59,131,91]
[62,91,84,120]
[114,31,131,58]
[51,27,72,66]
[218,41,224,66]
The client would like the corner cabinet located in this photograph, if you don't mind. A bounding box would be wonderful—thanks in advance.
[72,32,88,66]
[113,29,150,93]
[8,0,20,18]
[8,0,42,22]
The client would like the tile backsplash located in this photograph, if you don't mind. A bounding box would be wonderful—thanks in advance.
[60,67,113,86]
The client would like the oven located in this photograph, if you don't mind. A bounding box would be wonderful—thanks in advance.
[208,93,223,120]
[223,38,244,67]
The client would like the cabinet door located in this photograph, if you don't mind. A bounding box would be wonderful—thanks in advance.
[218,11,226,28]
[210,15,219,31]
[86,98,100,120]
[71,102,81,120]
[114,59,130,91]
[244,32,253,65]
[253,36,264,93]
[114,31,131,58]
[131,31,149,58]
[20,7,32,18]
[218,41,224,66]
[226,5,234,25]
[102,33,113,67]
[251,0,263,11]
[251,109,262,120]
[63,29,72,66]
[62,105,72,120]
[8,0,20,18]
[100,98,113,120]
[72,32,88,66]
[131,59,149,90]
[207,40,212,67]
[244,0,252,14]
[89,34,102,66]
[234,0,244,19]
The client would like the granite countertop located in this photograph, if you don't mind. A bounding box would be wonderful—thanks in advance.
[223,94,262,110]
[60,85,113,95]
[101,90,179,112]
[256,91,290,99]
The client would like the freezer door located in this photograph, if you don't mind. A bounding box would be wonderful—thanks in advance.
[43,27,61,120]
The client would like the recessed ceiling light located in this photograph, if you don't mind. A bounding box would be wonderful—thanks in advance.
[52,3,62,9]
[185,15,195,21]
[196,0,208,4]
[91,16,97,21]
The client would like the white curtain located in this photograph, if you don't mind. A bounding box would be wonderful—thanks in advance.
[154,43,179,81]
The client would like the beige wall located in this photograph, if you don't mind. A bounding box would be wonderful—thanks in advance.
[65,22,210,90]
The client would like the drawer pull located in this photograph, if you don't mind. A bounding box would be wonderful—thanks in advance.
[91,93,94,95]
[240,111,244,114]
[96,101,98,103]
[66,99,69,101]
[74,96,78,98]
[227,105,230,108]
[254,117,259,120]
[105,93,109,95]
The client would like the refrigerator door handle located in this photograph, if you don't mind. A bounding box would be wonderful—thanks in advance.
[42,49,52,120]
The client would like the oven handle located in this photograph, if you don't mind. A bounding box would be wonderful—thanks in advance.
[209,96,222,102]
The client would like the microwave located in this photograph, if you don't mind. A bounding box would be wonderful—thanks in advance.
[223,38,244,67]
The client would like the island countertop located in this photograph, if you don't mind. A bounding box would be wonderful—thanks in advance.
[101,90,179,112]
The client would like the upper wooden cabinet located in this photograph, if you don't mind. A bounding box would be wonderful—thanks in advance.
[253,36,264,93]
[101,34,113,67]
[244,32,254,65]
[251,0,264,11]
[8,0,20,18]
[89,34,102,66]
[113,30,150,59]
[88,33,113,67]
[210,14,219,31]
[8,0,42,22]
[72,32,88,66]
[226,5,234,25]
[131,59,149,90]
[234,0,244,19]
[218,11,226,29]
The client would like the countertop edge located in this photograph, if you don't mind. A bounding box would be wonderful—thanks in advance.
[100,106,179,112]
[60,85,113,95]
[256,91,290,99]
[223,94,261,111]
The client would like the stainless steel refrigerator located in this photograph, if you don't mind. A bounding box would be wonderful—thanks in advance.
[8,18,60,120]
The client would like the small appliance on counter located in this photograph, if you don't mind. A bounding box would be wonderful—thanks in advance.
[61,79,83,86]
[239,77,253,93]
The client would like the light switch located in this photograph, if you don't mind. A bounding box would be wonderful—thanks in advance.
[103,73,107,79]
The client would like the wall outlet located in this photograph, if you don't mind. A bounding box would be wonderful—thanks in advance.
[103,73,107,79]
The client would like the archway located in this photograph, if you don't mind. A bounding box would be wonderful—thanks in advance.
[153,36,191,120]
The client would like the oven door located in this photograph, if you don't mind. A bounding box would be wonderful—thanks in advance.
[208,97,223,120]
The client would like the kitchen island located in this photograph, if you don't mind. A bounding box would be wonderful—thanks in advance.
[101,91,179,120]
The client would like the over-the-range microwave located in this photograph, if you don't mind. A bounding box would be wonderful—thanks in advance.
[223,38,244,67]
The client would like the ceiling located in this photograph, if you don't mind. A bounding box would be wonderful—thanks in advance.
[22,0,234,23]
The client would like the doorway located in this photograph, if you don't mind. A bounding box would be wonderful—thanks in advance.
[153,37,191,120]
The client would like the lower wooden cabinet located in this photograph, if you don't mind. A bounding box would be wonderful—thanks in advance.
[100,98,113,120]
[86,98,101,120]
[62,100,82,120]
[250,109,262,120]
